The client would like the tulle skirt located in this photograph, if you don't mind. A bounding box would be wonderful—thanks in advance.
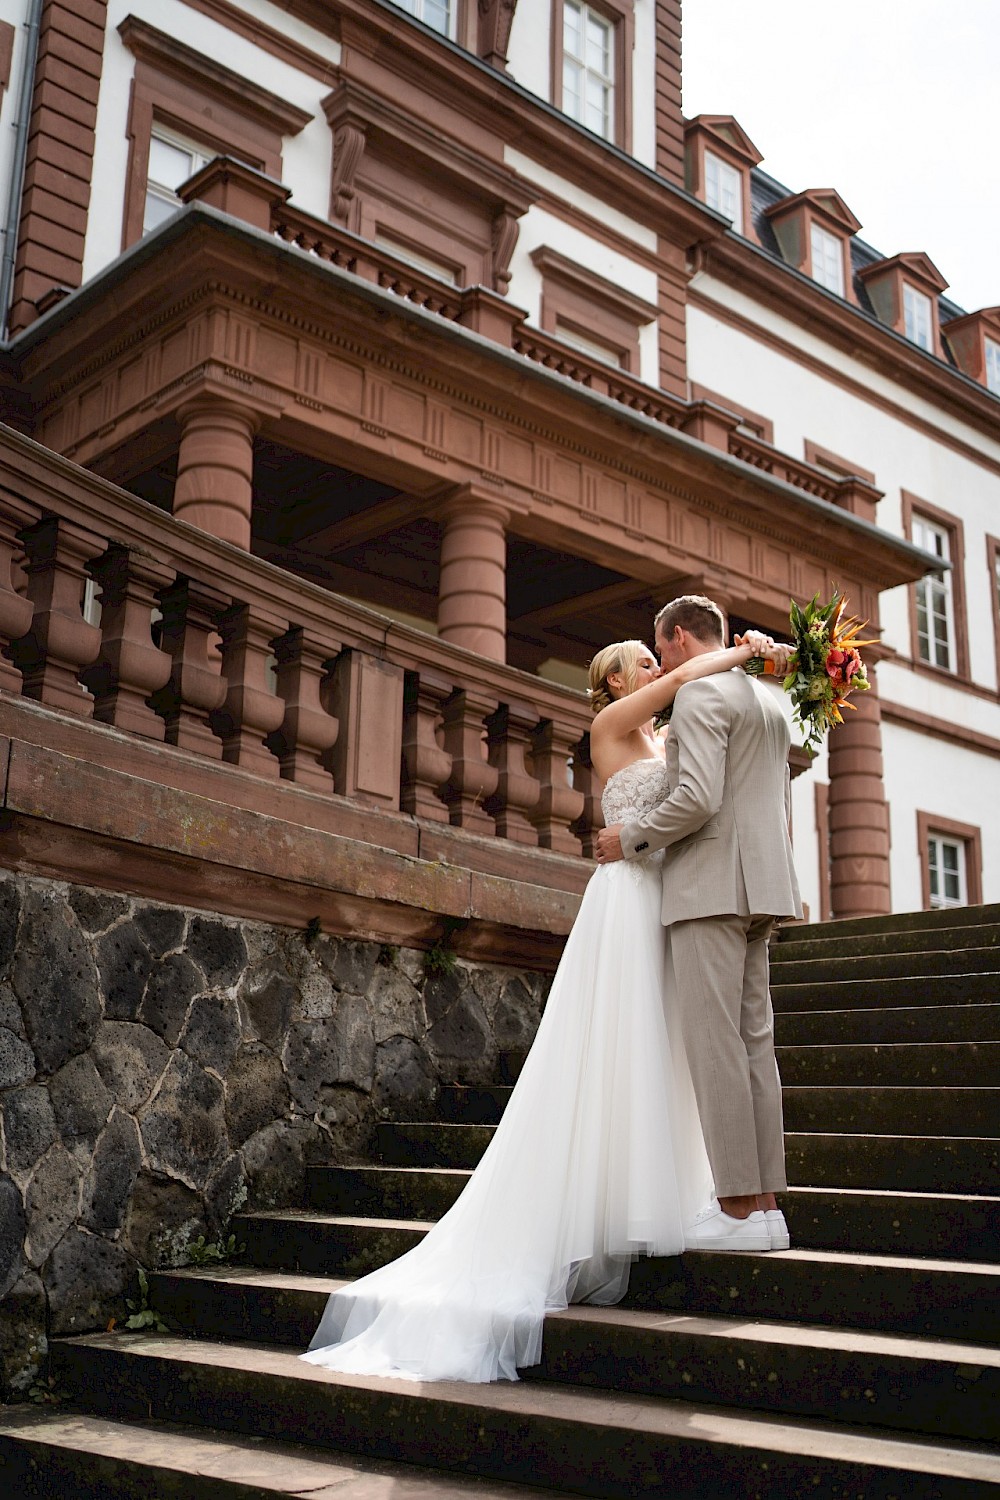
[301,857,713,1383]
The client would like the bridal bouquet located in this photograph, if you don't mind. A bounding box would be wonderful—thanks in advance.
[764,591,874,754]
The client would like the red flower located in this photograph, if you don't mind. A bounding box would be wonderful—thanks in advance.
[825,646,862,686]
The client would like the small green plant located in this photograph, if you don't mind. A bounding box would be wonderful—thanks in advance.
[124,1268,170,1333]
[303,915,322,947]
[27,1373,64,1406]
[423,939,457,979]
[377,943,398,968]
[183,1232,245,1266]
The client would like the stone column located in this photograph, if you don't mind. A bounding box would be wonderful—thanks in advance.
[827,664,892,919]
[173,399,259,550]
[437,490,509,663]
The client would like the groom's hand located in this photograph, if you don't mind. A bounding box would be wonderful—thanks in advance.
[595,825,625,863]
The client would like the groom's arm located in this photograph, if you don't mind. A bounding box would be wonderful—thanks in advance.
[619,680,729,860]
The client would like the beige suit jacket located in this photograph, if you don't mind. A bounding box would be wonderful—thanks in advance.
[621,669,803,925]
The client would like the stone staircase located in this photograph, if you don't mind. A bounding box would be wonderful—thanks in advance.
[3,904,1000,1497]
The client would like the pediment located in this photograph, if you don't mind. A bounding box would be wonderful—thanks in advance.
[684,114,763,167]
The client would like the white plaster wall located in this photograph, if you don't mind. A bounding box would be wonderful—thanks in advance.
[0,2,35,312]
[506,0,551,103]
[688,273,1000,909]
[85,0,340,282]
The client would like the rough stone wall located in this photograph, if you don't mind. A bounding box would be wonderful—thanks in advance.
[0,870,550,1399]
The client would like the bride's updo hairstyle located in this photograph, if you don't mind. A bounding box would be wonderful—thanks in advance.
[588,640,648,715]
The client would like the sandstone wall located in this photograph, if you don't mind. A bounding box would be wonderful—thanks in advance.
[0,872,549,1399]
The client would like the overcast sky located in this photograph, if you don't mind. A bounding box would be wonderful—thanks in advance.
[682,0,995,314]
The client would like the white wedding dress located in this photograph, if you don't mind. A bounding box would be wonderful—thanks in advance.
[302,759,714,1383]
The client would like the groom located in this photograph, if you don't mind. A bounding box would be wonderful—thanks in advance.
[595,595,802,1251]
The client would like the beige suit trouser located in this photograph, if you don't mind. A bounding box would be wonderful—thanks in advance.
[666,913,786,1198]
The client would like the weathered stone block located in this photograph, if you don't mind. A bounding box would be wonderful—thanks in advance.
[0,878,20,973]
[95,922,154,1021]
[90,1021,170,1114]
[141,951,204,1046]
[205,1152,248,1234]
[225,1043,290,1146]
[423,969,496,1084]
[0,1269,46,1400]
[368,965,425,1044]
[24,1144,80,1266]
[121,1172,206,1267]
[133,904,186,956]
[68,889,129,934]
[0,1024,35,1089]
[13,889,100,1073]
[0,981,25,1036]
[325,938,379,997]
[285,997,376,1111]
[0,1174,26,1299]
[372,1036,438,1117]
[81,1110,142,1235]
[48,1054,113,1156]
[1,1086,56,1178]
[241,1119,321,1210]
[180,993,242,1074]
[138,1052,227,1187]
[44,1226,131,1334]
[187,916,248,989]
[239,965,298,1047]
[298,971,337,1019]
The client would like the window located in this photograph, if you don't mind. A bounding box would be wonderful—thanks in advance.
[809,222,844,295]
[904,283,932,350]
[927,832,966,909]
[144,128,212,233]
[395,0,452,37]
[374,233,460,285]
[986,337,1000,396]
[562,1,615,140]
[911,514,953,669]
[704,151,743,233]
[555,322,623,367]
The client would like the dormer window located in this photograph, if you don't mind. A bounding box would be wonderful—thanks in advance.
[704,151,742,232]
[986,337,1000,395]
[904,284,933,350]
[810,222,844,295]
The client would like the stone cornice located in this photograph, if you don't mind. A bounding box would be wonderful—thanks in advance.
[6,207,934,593]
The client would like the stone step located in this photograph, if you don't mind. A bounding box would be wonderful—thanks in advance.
[773,921,1000,964]
[778,1041,1000,1086]
[375,1121,1000,1191]
[778,903,1000,943]
[439,1084,514,1123]
[0,1405,583,1500]
[141,1267,1000,1446]
[772,946,1000,986]
[775,1002,1000,1046]
[771,970,998,1011]
[304,1167,1000,1261]
[782,1086,1000,1137]
[49,1332,1000,1499]
[231,1214,1000,1342]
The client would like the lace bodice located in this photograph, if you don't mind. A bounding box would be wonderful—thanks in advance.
[601,758,672,826]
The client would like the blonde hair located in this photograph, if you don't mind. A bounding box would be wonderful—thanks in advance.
[588,640,648,715]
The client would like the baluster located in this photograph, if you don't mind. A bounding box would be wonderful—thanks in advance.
[325,647,405,810]
[267,627,338,792]
[12,516,102,716]
[401,669,453,821]
[82,545,174,737]
[569,733,604,859]
[439,688,499,834]
[485,701,541,845]
[150,579,228,758]
[0,494,37,694]
[213,603,286,778]
[529,719,586,854]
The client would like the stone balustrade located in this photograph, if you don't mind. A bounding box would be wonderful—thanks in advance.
[0,423,595,867]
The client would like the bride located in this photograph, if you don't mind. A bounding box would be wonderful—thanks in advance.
[302,630,783,1384]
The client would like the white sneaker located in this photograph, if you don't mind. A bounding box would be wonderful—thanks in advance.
[685,1204,771,1252]
[765,1209,790,1250]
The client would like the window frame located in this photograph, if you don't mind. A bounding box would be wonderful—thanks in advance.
[903,282,933,350]
[987,534,1000,695]
[551,0,634,152]
[916,811,982,911]
[809,220,845,296]
[531,244,656,377]
[704,150,743,233]
[394,0,457,39]
[985,336,1000,396]
[902,491,969,682]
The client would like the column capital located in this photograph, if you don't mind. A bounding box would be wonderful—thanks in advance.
[435,486,513,528]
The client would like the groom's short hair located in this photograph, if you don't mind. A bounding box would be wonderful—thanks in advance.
[654,595,725,645]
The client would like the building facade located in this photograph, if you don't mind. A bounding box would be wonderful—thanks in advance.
[0,0,996,927]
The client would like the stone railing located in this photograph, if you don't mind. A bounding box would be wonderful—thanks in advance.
[0,424,600,867]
